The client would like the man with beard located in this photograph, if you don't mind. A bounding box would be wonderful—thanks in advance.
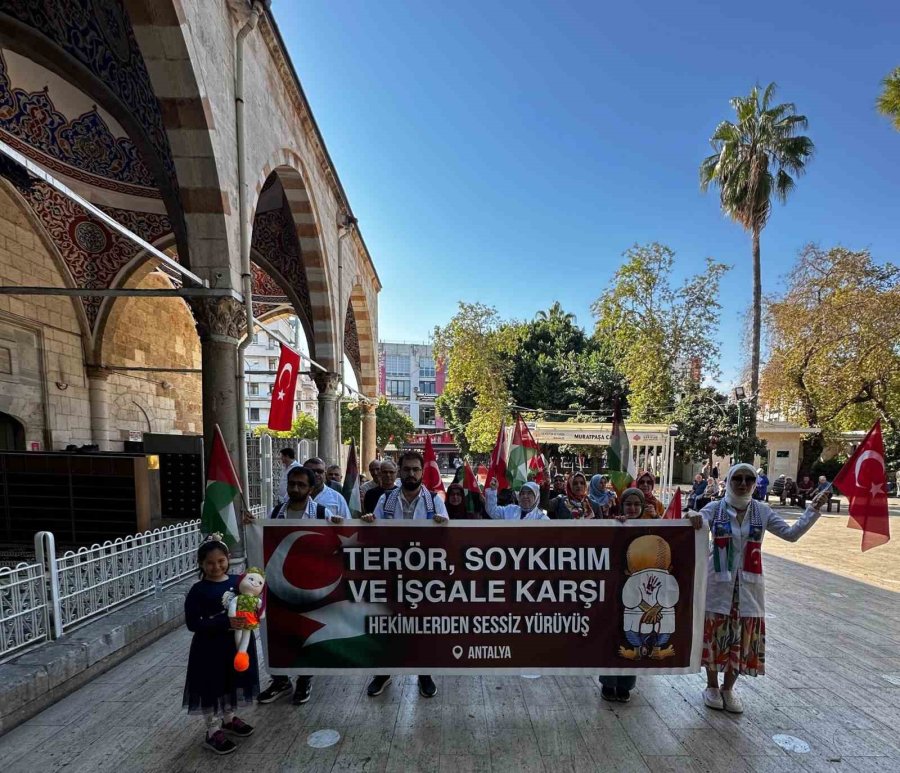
[303,457,351,518]
[361,450,448,698]
[253,466,344,707]
[363,458,398,515]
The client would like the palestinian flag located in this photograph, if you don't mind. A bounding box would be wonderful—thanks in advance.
[507,414,541,492]
[486,420,510,491]
[663,488,682,520]
[463,462,482,514]
[607,399,635,495]
[342,439,362,517]
[201,425,241,546]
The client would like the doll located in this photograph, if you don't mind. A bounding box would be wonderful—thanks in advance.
[222,568,265,672]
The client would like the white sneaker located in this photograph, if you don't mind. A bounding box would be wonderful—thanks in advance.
[720,689,743,714]
[702,687,724,710]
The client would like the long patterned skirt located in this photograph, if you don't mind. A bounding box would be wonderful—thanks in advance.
[701,578,765,676]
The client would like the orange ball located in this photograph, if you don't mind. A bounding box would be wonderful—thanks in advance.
[234,652,250,672]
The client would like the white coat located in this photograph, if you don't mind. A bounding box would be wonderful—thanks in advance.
[621,569,679,634]
[485,488,549,521]
[697,500,820,617]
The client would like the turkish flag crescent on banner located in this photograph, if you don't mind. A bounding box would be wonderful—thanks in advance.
[833,420,891,552]
[267,343,301,431]
[422,434,446,496]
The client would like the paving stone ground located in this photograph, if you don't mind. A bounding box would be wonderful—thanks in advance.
[2,511,899,772]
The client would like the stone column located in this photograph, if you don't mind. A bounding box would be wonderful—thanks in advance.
[190,297,244,478]
[314,371,340,464]
[360,400,377,466]
[86,365,111,450]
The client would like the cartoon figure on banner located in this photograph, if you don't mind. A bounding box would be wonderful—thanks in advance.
[619,535,679,660]
[222,568,266,671]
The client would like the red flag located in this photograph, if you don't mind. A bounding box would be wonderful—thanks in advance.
[476,464,488,487]
[486,420,510,490]
[663,488,682,520]
[463,462,481,495]
[422,434,446,496]
[267,343,301,431]
[528,452,548,486]
[833,420,890,552]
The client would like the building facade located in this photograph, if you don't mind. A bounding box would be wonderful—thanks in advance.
[0,1,381,466]
[244,316,317,429]
[378,341,459,468]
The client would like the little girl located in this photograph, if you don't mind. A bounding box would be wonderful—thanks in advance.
[183,534,259,755]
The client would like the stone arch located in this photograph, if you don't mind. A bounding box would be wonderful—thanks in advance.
[0,1,191,260]
[251,156,336,371]
[90,233,179,362]
[0,178,92,349]
[99,266,202,443]
[0,410,26,451]
[346,283,377,397]
[123,0,232,268]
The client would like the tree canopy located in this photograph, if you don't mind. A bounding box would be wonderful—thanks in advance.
[700,82,814,398]
[340,397,415,450]
[592,242,729,422]
[877,67,900,132]
[760,245,900,469]
[252,412,317,440]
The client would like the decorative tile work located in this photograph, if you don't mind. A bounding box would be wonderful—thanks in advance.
[251,199,313,323]
[344,303,361,377]
[9,178,170,328]
[0,0,178,194]
[0,50,159,196]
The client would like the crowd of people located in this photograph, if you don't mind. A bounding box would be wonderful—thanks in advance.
[186,449,830,755]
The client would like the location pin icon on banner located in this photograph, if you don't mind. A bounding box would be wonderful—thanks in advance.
[452,645,463,660]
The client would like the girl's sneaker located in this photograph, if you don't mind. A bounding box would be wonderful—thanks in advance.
[204,729,236,755]
[222,716,254,737]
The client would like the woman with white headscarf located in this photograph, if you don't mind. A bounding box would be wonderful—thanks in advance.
[690,462,829,714]
[486,479,548,520]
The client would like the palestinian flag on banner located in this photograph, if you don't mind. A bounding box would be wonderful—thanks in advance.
[507,414,541,491]
[607,399,636,495]
[463,462,482,514]
[342,439,362,517]
[201,425,241,546]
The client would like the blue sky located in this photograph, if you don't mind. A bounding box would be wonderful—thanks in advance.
[274,0,900,387]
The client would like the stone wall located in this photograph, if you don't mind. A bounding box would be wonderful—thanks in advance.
[101,271,202,448]
[0,183,91,449]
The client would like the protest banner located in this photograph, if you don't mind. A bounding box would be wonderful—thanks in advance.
[247,521,707,675]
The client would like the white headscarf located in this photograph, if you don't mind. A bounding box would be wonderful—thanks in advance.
[520,482,540,513]
[725,463,757,510]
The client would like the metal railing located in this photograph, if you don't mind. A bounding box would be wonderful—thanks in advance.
[1,520,202,663]
[0,559,50,660]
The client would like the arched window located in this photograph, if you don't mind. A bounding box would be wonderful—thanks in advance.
[0,412,25,451]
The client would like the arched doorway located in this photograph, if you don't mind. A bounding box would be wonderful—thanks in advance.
[0,411,25,451]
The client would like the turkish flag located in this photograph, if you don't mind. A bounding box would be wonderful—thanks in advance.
[663,488,682,520]
[267,343,301,431]
[486,420,510,491]
[422,434,446,496]
[833,420,890,552]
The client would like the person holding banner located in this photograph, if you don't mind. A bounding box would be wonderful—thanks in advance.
[362,450,447,699]
[486,479,549,520]
[547,472,596,519]
[690,462,829,714]
[635,471,665,517]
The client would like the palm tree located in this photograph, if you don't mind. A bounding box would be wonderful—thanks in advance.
[700,82,814,398]
[877,68,900,131]
[534,301,575,325]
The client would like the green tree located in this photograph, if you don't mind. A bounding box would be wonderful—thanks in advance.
[592,243,729,422]
[700,82,814,399]
[761,245,900,470]
[672,386,766,469]
[340,397,415,449]
[252,412,318,440]
[432,302,518,453]
[435,387,476,457]
[877,67,900,131]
